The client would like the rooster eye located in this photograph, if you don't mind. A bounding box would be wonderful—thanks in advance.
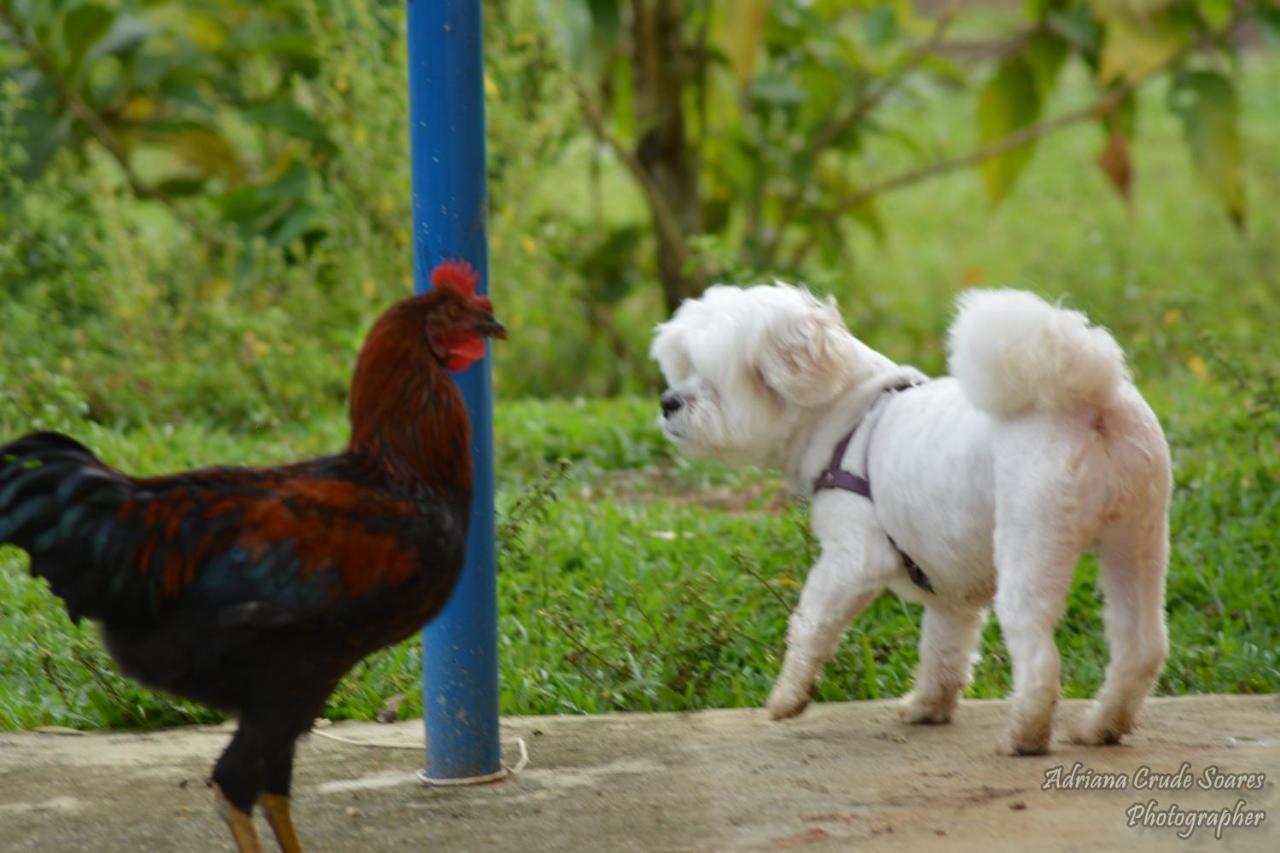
[445,303,463,319]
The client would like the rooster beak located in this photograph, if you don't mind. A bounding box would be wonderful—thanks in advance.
[474,314,507,340]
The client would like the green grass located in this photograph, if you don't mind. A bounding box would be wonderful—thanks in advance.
[2,49,1279,729]
[2,373,1277,730]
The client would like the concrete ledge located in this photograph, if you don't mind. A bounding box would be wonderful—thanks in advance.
[1,695,1276,851]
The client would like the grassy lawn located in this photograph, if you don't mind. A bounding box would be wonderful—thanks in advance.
[2,52,1278,729]
[1,381,1276,730]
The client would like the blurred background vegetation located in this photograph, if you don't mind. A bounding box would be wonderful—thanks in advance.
[1,0,1277,728]
[2,0,1277,417]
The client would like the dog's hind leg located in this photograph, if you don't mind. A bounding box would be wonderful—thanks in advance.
[766,499,893,721]
[1070,512,1169,746]
[899,605,986,725]
[991,511,1082,756]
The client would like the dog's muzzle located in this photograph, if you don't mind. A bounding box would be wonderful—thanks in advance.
[660,390,683,419]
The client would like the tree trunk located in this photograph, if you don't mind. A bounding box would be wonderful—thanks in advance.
[631,0,703,314]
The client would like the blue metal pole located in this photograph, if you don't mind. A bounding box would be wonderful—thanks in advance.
[407,0,501,780]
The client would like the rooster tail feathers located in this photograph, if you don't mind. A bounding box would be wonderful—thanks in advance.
[1,432,104,537]
[0,432,128,620]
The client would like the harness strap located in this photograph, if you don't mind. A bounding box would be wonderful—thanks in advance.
[813,381,934,594]
[811,430,871,497]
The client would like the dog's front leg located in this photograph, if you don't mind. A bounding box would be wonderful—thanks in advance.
[767,500,891,720]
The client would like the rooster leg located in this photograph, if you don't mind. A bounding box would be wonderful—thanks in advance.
[259,725,305,852]
[212,720,269,853]
[259,793,303,853]
[214,784,263,853]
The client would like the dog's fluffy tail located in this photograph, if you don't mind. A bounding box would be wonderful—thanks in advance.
[947,289,1128,418]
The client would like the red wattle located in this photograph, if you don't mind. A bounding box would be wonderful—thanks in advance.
[446,335,487,371]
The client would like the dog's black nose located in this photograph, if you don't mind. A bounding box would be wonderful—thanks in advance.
[660,390,683,418]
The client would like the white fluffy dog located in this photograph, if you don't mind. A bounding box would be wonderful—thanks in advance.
[651,284,1170,755]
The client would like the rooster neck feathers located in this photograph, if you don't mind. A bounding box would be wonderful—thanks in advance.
[346,293,473,504]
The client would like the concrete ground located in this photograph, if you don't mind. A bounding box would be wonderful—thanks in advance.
[0,695,1275,852]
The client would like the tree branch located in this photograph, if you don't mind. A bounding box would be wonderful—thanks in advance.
[785,80,1138,270]
[810,10,958,164]
[576,83,701,284]
[780,0,1265,272]
[759,7,957,268]
[0,0,228,248]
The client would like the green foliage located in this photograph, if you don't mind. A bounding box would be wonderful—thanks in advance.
[544,0,1266,317]
[977,56,1043,203]
[0,0,414,430]
[975,29,1068,204]
[1169,68,1245,226]
[1095,1,1192,86]
[2,1,1271,399]
[0,0,334,241]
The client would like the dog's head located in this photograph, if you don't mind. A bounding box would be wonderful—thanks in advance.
[650,284,862,467]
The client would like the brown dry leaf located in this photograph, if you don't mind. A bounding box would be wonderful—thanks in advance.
[771,828,829,847]
[1098,128,1133,205]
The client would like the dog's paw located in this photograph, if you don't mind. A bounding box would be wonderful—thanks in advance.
[765,682,812,721]
[897,691,955,725]
[996,728,1052,757]
[1068,709,1129,746]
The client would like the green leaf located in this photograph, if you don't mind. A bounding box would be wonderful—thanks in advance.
[1097,8,1188,84]
[813,157,883,242]
[1024,29,1068,99]
[976,57,1042,205]
[12,96,73,180]
[1026,0,1078,20]
[1258,5,1280,42]
[87,17,153,62]
[537,0,593,68]
[63,3,116,78]
[1196,0,1233,31]
[864,5,898,49]
[242,103,333,151]
[848,196,884,243]
[1048,6,1101,57]
[1100,87,1138,137]
[216,164,316,243]
[539,0,619,74]
[584,0,622,75]
[153,176,207,198]
[150,124,243,182]
[720,0,771,84]
[1169,70,1245,228]
[587,0,621,46]
[919,53,966,84]
[749,72,806,107]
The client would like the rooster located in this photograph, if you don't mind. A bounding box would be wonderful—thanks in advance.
[0,260,505,852]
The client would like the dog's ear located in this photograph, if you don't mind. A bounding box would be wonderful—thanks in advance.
[757,303,857,407]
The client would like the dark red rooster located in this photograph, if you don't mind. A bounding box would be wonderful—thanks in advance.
[0,260,504,852]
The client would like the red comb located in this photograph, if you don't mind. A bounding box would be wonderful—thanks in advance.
[431,259,480,295]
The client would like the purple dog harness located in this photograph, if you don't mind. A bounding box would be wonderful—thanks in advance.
[813,381,935,594]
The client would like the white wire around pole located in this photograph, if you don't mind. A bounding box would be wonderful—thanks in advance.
[307,724,531,785]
